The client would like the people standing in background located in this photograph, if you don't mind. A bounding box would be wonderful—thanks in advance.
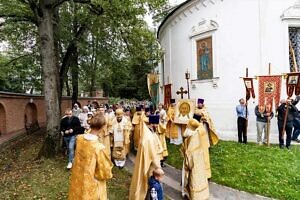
[254,104,274,145]
[72,103,82,117]
[276,99,298,149]
[236,98,248,144]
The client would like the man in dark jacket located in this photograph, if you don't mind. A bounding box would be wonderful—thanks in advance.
[60,108,81,169]
[276,99,298,149]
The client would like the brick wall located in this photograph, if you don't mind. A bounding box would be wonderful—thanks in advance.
[0,92,108,137]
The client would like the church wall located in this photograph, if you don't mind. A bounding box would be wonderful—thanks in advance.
[158,0,299,137]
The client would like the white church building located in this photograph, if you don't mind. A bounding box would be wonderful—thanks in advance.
[157,0,300,140]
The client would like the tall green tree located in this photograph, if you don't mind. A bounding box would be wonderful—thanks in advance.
[0,0,167,157]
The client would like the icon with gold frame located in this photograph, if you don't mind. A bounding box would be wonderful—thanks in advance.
[174,99,196,124]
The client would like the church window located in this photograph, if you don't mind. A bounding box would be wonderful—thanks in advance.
[196,36,213,80]
[289,27,300,72]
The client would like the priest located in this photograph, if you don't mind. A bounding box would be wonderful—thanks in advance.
[129,115,163,200]
[166,99,183,145]
[181,118,209,200]
[110,108,132,168]
[194,98,219,146]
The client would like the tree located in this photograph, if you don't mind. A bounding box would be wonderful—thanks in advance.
[0,0,168,157]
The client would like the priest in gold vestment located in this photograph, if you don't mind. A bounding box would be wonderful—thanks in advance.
[129,115,163,200]
[132,106,148,150]
[110,108,132,168]
[166,99,183,145]
[194,98,219,146]
[68,114,113,200]
[155,103,168,159]
[181,118,209,200]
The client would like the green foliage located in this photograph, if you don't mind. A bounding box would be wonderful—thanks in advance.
[0,0,168,99]
[167,140,300,200]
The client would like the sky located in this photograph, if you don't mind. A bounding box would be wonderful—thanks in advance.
[0,0,186,51]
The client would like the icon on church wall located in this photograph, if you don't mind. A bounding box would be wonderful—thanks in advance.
[174,99,195,124]
[288,75,298,85]
[264,82,275,94]
[197,37,213,80]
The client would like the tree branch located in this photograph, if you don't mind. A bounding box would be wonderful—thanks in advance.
[1,52,37,67]
[0,14,37,25]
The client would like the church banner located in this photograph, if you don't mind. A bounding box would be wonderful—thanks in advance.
[164,84,172,106]
[286,73,300,97]
[150,82,159,108]
[243,78,255,101]
[147,73,159,97]
[258,75,282,108]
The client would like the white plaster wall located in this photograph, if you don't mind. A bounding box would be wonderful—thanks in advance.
[158,0,300,139]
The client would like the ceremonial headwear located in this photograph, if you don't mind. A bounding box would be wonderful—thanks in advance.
[115,108,124,117]
[136,106,142,112]
[193,114,201,122]
[170,99,176,104]
[198,98,204,104]
[145,107,150,112]
[149,115,160,124]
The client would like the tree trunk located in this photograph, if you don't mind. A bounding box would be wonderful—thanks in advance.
[37,2,61,158]
[71,47,79,105]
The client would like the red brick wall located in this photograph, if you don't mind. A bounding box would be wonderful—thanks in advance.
[0,92,108,137]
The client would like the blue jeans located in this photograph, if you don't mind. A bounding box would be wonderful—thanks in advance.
[64,136,76,163]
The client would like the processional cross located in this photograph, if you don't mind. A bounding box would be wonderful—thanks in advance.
[176,87,188,99]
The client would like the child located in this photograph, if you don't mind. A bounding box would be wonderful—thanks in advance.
[148,167,165,200]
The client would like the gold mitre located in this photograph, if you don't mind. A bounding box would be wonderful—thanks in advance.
[187,119,200,130]
[115,108,124,117]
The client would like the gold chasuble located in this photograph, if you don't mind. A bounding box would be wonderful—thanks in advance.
[156,108,168,157]
[132,111,148,150]
[110,116,131,166]
[194,107,219,146]
[129,122,163,200]
[181,120,209,200]
[68,134,113,200]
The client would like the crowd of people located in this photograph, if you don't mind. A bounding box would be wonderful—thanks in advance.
[61,98,218,200]
[236,97,300,149]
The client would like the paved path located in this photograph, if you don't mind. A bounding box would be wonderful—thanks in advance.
[125,153,273,200]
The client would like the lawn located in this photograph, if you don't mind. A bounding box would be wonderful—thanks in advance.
[0,131,131,200]
[166,141,300,200]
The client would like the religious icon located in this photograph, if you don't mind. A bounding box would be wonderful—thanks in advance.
[288,75,298,85]
[244,80,252,89]
[174,99,196,124]
[197,37,213,80]
[264,82,275,93]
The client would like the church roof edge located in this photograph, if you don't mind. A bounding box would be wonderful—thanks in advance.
[157,0,193,39]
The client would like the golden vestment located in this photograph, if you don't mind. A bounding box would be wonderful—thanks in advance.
[68,134,113,200]
[129,122,163,200]
[156,109,168,157]
[181,124,209,200]
[110,116,131,161]
[195,107,219,146]
[132,111,148,150]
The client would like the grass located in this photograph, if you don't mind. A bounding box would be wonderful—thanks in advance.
[0,131,131,200]
[166,141,300,200]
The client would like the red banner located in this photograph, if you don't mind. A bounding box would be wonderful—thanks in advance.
[243,78,255,101]
[286,73,300,97]
[164,84,172,106]
[258,75,282,109]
